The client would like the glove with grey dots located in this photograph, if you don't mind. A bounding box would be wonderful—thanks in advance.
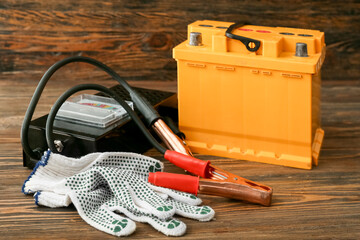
[23,150,215,236]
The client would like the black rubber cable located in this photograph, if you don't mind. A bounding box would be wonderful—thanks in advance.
[21,56,161,160]
[46,84,167,154]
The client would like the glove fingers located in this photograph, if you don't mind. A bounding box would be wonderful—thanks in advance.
[110,205,186,237]
[167,198,215,222]
[69,190,136,236]
[111,170,175,219]
[138,215,186,237]
[93,205,136,237]
[149,185,202,206]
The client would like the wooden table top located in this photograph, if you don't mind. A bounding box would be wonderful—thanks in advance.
[0,77,359,239]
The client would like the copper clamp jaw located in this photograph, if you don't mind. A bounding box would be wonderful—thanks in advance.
[150,119,273,206]
[152,119,193,156]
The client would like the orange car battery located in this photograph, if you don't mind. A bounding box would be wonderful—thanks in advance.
[173,20,325,169]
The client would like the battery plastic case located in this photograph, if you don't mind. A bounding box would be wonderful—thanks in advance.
[56,94,134,128]
[173,20,326,169]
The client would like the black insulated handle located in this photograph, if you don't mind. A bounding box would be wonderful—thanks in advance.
[130,90,161,126]
[225,23,261,52]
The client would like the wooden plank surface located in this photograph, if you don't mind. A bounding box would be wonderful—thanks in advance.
[0,0,359,82]
[0,75,359,239]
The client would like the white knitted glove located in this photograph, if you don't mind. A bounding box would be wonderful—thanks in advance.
[22,151,215,236]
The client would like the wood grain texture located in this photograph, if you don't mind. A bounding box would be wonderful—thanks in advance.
[0,75,359,239]
[0,0,359,81]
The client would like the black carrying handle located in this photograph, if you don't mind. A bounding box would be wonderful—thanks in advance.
[225,23,261,52]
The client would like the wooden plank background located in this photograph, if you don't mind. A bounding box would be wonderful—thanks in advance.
[0,0,359,82]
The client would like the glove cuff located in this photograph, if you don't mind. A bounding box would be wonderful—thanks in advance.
[35,191,72,208]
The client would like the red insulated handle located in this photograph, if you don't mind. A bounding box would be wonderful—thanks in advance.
[148,172,199,195]
[164,150,210,178]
